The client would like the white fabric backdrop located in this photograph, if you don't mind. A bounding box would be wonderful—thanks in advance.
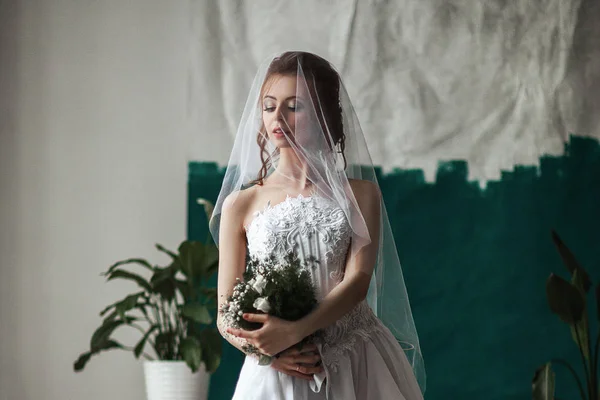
[188,0,600,182]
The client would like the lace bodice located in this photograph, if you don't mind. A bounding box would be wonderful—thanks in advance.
[244,194,383,371]
[245,194,351,299]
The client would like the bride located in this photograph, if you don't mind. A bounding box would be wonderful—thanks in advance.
[209,51,425,399]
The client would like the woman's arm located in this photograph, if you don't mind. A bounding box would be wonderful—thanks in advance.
[294,179,381,339]
[215,191,256,356]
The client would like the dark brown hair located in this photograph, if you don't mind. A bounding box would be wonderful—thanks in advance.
[251,51,347,186]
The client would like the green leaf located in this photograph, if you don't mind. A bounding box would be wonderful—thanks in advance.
[90,317,136,350]
[180,241,219,281]
[199,329,222,373]
[180,336,203,373]
[115,292,145,320]
[104,258,153,276]
[175,279,191,300]
[155,243,179,262]
[134,324,159,358]
[546,273,585,324]
[181,303,212,325]
[532,362,555,400]
[102,309,118,324]
[551,230,592,292]
[105,269,152,292]
[73,339,124,372]
[179,241,205,279]
[150,266,177,301]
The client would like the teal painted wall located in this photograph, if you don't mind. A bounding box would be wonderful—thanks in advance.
[188,136,600,399]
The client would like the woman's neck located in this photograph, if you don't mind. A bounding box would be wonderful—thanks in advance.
[273,147,313,190]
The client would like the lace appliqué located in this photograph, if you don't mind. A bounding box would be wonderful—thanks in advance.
[318,301,382,372]
[245,194,351,273]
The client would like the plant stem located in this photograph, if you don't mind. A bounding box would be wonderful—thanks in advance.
[150,295,162,333]
[129,322,156,347]
[120,344,154,361]
[552,358,587,400]
[593,332,600,400]
[573,322,592,399]
[584,306,594,400]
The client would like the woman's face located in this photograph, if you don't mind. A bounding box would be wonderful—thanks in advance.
[262,74,310,148]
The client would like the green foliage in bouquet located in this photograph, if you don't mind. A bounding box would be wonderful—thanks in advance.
[74,200,222,374]
[220,252,320,359]
[532,231,599,400]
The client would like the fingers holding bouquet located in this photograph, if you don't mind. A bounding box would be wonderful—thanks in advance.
[270,344,324,381]
[226,313,300,356]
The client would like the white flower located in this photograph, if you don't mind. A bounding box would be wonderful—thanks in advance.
[253,297,271,313]
[251,274,268,294]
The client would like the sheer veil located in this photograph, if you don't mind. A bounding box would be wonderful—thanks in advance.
[209,51,425,392]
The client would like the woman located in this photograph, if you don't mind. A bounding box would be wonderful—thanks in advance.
[210,51,425,399]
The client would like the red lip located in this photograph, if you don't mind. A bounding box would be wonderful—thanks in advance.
[272,127,287,136]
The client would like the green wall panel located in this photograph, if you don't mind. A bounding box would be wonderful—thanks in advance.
[188,136,600,399]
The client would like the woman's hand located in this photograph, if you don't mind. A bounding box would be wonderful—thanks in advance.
[270,344,324,381]
[226,313,302,356]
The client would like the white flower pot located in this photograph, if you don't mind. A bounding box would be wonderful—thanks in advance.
[143,360,210,400]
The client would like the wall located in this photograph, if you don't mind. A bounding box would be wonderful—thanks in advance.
[0,1,189,399]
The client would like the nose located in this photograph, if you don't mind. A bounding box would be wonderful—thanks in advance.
[275,107,286,123]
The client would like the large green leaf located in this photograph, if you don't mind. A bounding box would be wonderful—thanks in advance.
[73,339,124,372]
[199,328,222,373]
[178,241,219,281]
[179,241,205,279]
[115,292,145,320]
[175,279,191,300]
[181,303,212,325]
[90,317,137,350]
[105,269,152,292]
[546,273,585,324]
[134,324,159,358]
[532,362,555,400]
[101,309,118,324]
[104,258,153,275]
[150,266,177,301]
[180,336,203,372]
[551,230,592,292]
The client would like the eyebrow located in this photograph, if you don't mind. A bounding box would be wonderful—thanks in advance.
[263,95,298,101]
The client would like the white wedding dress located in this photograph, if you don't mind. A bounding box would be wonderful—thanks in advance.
[233,193,423,400]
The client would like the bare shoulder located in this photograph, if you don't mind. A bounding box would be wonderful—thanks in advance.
[348,178,381,208]
[220,187,258,230]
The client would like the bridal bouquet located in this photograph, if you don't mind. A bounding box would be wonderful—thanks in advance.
[220,252,319,364]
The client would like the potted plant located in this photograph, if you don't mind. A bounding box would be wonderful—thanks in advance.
[74,200,222,400]
[532,230,599,400]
